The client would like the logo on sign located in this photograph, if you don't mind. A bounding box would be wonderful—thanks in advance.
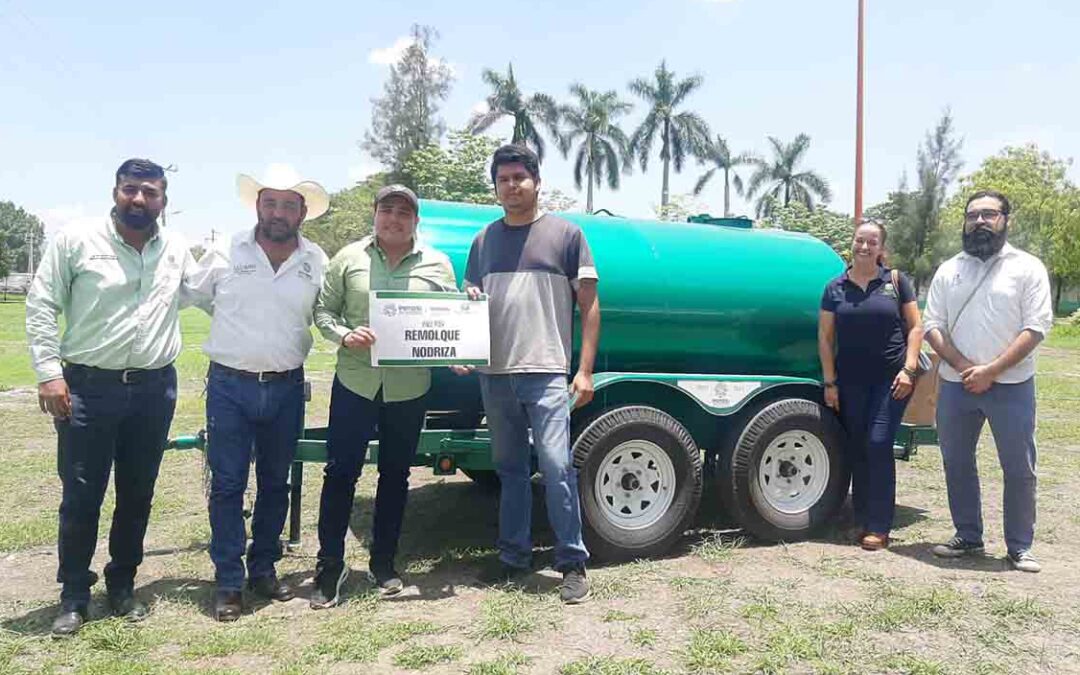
[382,304,399,317]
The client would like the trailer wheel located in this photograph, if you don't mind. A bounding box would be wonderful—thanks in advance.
[573,406,702,561]
[461,468,500,492]
[722,398,846,542]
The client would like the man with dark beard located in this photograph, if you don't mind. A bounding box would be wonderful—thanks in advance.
[923,190,1053,573]
[26,158,198,636]
[185,165,329,620]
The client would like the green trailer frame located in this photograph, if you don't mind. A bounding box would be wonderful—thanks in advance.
[168,370,936,550]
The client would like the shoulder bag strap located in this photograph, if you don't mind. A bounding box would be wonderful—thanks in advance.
[948,256,1003,334]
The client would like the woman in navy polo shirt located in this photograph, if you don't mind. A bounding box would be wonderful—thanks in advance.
[818,219,923,551]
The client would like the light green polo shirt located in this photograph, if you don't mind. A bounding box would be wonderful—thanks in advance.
[25,216,196,383]
[314,236,457,402]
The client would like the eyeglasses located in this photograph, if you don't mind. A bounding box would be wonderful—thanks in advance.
[964,209,1004,224]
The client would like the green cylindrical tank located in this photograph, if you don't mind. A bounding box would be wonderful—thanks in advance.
[419,199,844,380]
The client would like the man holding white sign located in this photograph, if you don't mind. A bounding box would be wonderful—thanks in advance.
[461,144,601,604]
[310,185,457,606]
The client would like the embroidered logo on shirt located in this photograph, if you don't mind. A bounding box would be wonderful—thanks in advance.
[89,254,119,261]
[298,261,313,280]
[233,263,257,275]
[881,283,897,299]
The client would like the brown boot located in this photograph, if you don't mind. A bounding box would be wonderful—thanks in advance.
[860,532,889,551]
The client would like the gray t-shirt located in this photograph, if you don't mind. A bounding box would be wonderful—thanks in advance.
[465,214,598,374]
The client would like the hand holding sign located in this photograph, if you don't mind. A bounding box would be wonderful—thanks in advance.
[343,327,377,350]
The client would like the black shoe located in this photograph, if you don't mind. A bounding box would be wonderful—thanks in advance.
[247,574,294,602]
[476,558,531,586]
[932,536,985,558]
[559,564,590,605]
[310,559,348,610]
[214,590,243,622]
[51,605,87,638]
[368,561,404,597]
[107,587,149,622]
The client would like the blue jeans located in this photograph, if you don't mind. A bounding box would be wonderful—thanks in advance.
[937,378,1038,555]
[55,364,177,608]
[838,381,910,534]
[316,378,427,566]
[206,363,305,591]
[479,373,588,570]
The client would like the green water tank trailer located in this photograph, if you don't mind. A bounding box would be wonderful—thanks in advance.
[418,200,856,559]
[419,200,844,377]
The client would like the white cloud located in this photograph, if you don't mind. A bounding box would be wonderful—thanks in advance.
[368,35,459,76]
[470,101,490,116]
[368,36,416,65]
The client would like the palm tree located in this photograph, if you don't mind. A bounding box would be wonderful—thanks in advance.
[745,134,833,217]
[467,63,559,162]
[693,136,757,217]
[557,84,633,213]
[628,61,711,208]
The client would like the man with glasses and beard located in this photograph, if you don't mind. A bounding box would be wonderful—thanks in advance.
[923,190,1053,572]
[185,165,329,620]
[26,158,198,636]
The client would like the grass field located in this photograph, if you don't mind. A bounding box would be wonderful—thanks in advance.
[1,299,1080,674]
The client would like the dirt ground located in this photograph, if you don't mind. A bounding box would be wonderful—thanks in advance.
[2,355,1079,674]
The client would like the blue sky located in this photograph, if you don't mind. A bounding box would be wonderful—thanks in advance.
[1,0,1078,246]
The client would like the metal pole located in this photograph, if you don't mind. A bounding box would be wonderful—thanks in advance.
[27,227,34,275]
[854,0,866,223]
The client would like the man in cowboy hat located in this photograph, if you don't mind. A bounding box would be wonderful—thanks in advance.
[186,164,329,620]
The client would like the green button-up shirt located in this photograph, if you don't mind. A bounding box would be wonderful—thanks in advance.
[25,216,196,383]
[314,236,457,402]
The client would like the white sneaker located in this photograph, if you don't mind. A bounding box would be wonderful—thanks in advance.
[1007,550,1041,573]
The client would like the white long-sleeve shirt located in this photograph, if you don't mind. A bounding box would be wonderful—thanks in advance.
[185,229,328,372]
[923,243,1053,384]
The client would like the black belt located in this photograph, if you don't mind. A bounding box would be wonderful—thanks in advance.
[210,362,302,383]
[63,362,170,384]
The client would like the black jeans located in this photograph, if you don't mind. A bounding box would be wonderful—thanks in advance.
[316,377,426,567]
[55,364,177,608]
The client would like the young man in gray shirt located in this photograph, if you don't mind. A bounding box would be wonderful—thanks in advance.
[461,144,600,603]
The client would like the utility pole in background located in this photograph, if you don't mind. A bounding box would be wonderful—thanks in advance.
[162,164,179,227]
[27,226,35,275]
[853,0,866,223]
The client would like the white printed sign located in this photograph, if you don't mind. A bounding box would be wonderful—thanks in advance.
[369,291,490,367]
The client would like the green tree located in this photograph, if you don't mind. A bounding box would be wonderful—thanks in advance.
[467,64,559,162]
[759,201,854,260]
[538,189,580,213]
[875,111,962,293]
[362,24,454,179]
[404,130,501,205]
[692,136,756,217]
[0,200,46,273]
[941,145,1080,313]
[628,61,711,208]
[745,134,832,218]
[654,193,707,223]
[557,85,633,214]
[303,174,387,258]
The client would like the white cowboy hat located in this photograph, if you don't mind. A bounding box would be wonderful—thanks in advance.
[236,163,330,221]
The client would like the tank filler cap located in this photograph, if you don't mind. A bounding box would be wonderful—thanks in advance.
[676,380,762,411]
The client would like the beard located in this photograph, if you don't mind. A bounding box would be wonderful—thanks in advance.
[962,224,1007,261]
[116,206,157,230]
[257,217,299,243]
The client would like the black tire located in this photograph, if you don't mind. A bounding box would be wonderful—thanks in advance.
[573,406,702,562]
[720,398,847,542]
[461,468,501,492]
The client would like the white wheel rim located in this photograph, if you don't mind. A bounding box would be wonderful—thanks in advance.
[753,429,830,515]
[593,440,677,530]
